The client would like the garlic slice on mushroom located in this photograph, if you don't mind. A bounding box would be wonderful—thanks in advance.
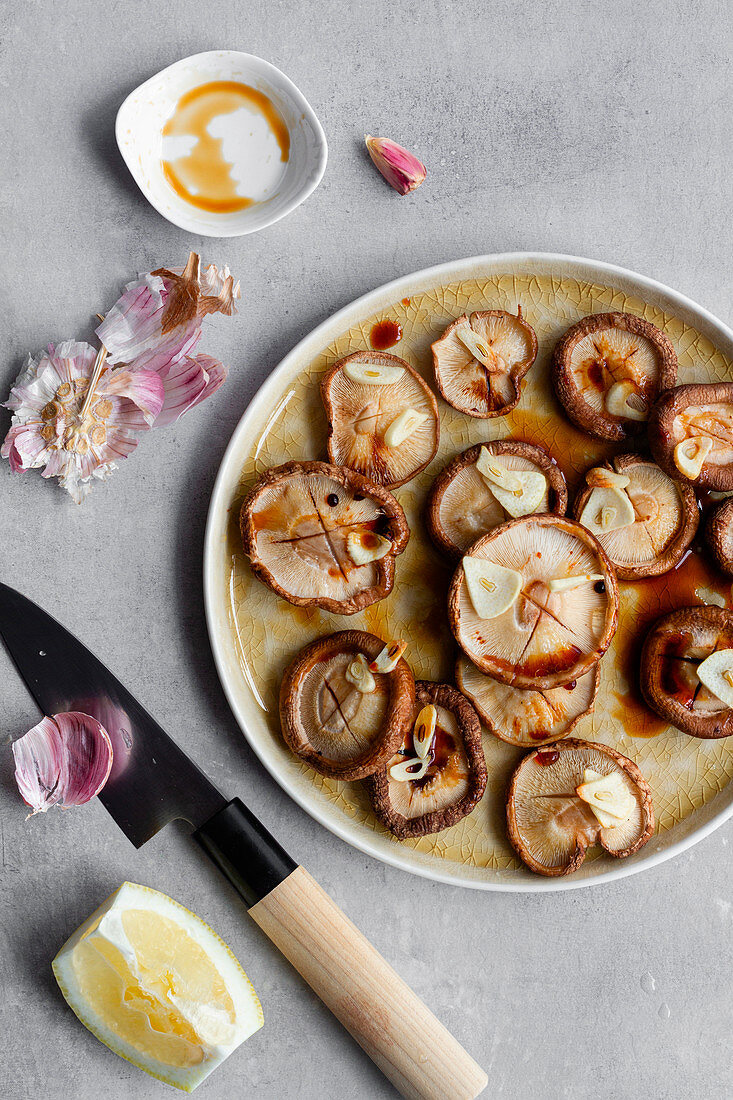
[605,380,647,421]
[389,756,430,781]
[696,649,733,708]
[475,447,523,492]
[369,640,407,674]
[475,447,547,518]
[586,467,631,490]
[578,486,635,536]
[547,573,605,594]
[673,436,713,479]
[412,704,437,759]
[576,768,635,826]
[455,325,504,372]
[342,360,406,386]
[384,408,431,447]
[462,556,522,619]
[345,653,377,694]
[346,530,393,565]
[13,711,113,816]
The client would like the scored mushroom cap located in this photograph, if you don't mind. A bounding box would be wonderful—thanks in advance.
[506,738,654,877]
[448,514,619,690]
[426,439,568,560]
[321,351,439,489]
[279,630,415,780]
[364,680,487,839]
[640,606,733,738]
[431,308,538,419]
[240,460,410,615]
[648,382,733,491]
[455,656,599,747]
[705,498,733,577]
[572,453,699,579]
[552,312,678,442]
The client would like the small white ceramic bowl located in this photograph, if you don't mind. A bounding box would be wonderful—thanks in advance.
[116,51,328,237]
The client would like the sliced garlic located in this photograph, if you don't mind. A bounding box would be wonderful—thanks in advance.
[696,648,733,708]
[578,486,635,536]
[412,705,437,759]
[547,573,605,594]
[389,755,430,782]
[345,653,376,694]
[673,436,713,479]
[463,556,522,619]
[455,325,504,372]
[585,467,631,490]
[343,360,405,386]
[383,407,430,447]
[605,380,647,421]
[368,640,407,674]
[476,447,523,493]
[490,471,547,518]
[346,531,392,565]
[576,768,634,826]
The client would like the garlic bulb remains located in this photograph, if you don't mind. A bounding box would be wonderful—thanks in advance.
[13,711,113,816]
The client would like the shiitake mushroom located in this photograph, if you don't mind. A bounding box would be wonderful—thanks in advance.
[705,498,733,577]
[648,381,733,491]
[552,312,677,441]
[506,739,654,876]
[365,681,487,838]
[240,460,409,615]
[320,351,439,489]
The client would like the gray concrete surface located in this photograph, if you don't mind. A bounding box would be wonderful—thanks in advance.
[2,1,732,1098]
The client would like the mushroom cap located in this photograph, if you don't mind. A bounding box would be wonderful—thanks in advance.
[426,439,568,560]
[365,681,487,838]
[431,309,538,419]
[572,453,699,579]
[240,460,410,615]
[648,382,733,491]
[321,351,439,489]
[279,630,415,780]
[640,606,733,738]
[705,498,733,577]
[455,656,599,747]
[448,514,619,690]
[552,312,678,441]
[506,738,654,876]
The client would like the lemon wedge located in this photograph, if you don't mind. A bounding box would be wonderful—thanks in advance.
[52,882,263,1092]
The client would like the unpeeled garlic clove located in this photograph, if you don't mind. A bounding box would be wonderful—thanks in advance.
[346,530,392,565]
[365,135,426,196]
[13,711,113,817]
[384,408,430,447]
[673,436,713,479]
[345,653,377,694]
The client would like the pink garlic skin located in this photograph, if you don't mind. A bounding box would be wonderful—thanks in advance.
[365,135,427,196]
[13,712,113,816]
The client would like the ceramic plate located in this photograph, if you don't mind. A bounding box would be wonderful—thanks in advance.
[204,253,733,891]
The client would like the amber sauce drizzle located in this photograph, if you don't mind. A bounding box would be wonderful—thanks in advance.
[370,319,402,350]
[162,81,290,214]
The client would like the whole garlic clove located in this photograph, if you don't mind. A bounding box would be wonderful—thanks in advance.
[365,135,427,196]
[13,711,113,817]
[674,436,713,479]
[346,530,393,565]
[383,408,430,447]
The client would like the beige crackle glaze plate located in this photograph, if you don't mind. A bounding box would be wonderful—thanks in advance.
[204,253,733,891]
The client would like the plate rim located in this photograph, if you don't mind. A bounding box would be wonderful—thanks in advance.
[204,250,733,892]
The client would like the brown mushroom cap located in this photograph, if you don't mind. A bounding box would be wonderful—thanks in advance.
[648,382,733,491]
[552,312,678,441]
[640,606,733,738]
[572,453,699,579]
[426,439,568,560]
[240,460,410,615]
[431,309,538,419]
[456,656,599,747]
[506,738,654,876]
[448,514,619,690]
[705,498,733,577]
[321,351,439,489]
[365,681,487,839]
[279,630,415,780]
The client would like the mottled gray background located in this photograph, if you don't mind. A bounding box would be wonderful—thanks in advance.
[2,1,732,1098]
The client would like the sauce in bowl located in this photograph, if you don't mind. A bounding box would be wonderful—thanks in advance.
[161,80,290,214]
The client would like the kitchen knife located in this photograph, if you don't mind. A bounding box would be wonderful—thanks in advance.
[0,582,487,1100]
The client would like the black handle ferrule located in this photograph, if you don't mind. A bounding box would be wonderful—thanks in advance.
[194,798,297,907]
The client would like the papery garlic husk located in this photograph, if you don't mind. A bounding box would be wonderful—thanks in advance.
[13,711,113,816]
[365,135,427,196]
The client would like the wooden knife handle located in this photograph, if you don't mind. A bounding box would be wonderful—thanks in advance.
[250,866,488,1100]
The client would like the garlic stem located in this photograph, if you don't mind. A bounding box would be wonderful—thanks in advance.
[79,345,109,419]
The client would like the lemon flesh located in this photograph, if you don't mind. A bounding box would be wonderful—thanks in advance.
[52,882,263,1092]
